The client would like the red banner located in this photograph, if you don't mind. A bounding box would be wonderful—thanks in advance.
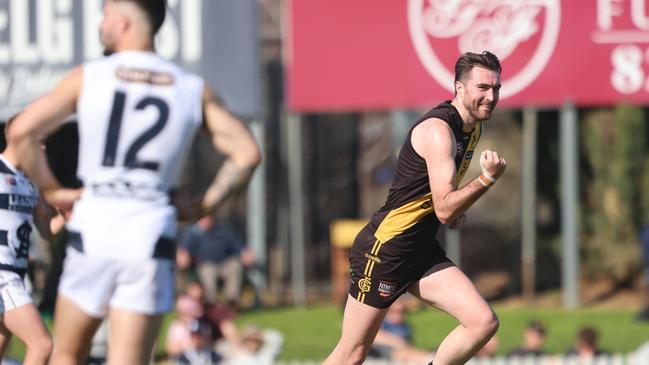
[286,0,649,111]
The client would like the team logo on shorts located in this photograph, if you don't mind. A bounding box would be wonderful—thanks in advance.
[358,277,372,293]
[378,280,397,298]
[407,0,561,99]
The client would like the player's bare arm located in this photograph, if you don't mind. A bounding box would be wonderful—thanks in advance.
[191,85,261,218]
[8,66,83,211]
[32,196,68,242]
[412,118,506,224]
[33,198,57,241]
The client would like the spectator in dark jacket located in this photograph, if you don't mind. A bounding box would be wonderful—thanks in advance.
[177,216,254,306]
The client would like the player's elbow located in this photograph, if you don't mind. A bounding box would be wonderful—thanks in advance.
[435,209,452,225]
[240,143,262,170]
[247,147,262,168]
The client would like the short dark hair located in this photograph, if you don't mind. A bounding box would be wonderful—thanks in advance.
[577,327,598,347]
[115,0,167,36]
[526,320,546,336]
[454,51,502,83]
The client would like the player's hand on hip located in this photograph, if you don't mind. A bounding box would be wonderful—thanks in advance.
[171,195,204,222]
[480,149,507,180]
[43,188,82,217]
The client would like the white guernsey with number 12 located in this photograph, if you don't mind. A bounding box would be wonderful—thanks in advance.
[68,50,204,259]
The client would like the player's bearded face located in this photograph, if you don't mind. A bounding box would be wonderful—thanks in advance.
[463,91,494,121]
[101,30,116,56]
[461,68,500,121]
[99,3,117,56]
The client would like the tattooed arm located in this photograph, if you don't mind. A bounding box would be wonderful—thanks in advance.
[176,85,261,221]
[200,158,256,214]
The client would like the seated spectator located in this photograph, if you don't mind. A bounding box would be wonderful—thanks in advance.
[177,216,254,308]
[184,281,241,351]
[166,295,205,358]
[368,298,434,364]
[507,320,547,357]
[475,334,499,358]
[175,318,222,365]
[566,326,608,359]
[222,325,284,365]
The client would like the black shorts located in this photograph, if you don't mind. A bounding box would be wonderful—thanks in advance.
[348,225,454,308]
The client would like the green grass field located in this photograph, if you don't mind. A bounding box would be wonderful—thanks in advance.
[6,305,649,361]
[233,305,649,360]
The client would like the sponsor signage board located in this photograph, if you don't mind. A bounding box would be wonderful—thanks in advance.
[0,0,259,119]
[287,0,649,111]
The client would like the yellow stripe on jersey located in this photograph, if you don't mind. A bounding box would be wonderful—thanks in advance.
[455,122,481,188]
[374,193,434,243]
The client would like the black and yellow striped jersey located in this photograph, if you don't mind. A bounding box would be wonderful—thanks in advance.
[369,101,481,243]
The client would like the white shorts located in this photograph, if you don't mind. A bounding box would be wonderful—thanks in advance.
[58,247,175,317]
[0,271,33,314]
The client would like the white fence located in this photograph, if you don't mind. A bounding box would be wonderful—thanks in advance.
[277,354,649,365]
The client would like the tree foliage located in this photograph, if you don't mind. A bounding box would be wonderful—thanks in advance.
[581,105,648,282]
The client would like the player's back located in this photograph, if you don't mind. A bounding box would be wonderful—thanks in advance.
[69,51,204,259]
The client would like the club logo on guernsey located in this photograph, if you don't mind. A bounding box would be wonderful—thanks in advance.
[408,0,561,99]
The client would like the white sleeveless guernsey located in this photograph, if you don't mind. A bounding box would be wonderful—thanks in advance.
[68,51,204,259]
[0,155,38,272]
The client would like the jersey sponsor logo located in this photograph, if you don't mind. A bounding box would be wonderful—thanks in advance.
[408,0,561,99]
[115,67,175,86]
[378,280,397,298]
[358,277,372,293]
[0,193,37,213]
[91,178,166,201]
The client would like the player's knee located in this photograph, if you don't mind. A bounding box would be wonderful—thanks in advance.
[26,334,53,359]
[476,310,499,339]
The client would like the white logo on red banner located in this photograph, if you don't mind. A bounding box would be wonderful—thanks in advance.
[408,0,561,98]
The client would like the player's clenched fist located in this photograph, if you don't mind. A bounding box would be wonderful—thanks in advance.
[478,149,506,187]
